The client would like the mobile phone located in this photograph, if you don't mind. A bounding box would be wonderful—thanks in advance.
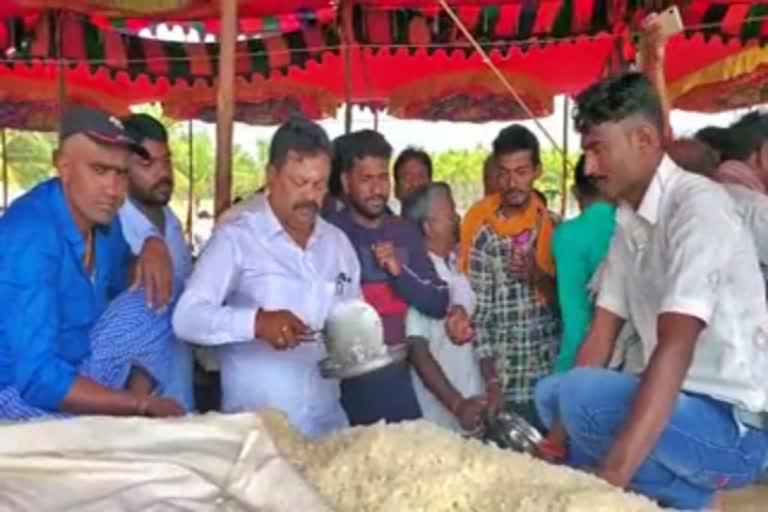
[654,5,684,38]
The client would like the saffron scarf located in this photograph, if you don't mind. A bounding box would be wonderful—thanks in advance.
[458,193,555,278]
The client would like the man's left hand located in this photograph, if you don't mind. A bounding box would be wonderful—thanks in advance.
[445,306,474,345]
[372,241,403,276]
[132,237,173,309]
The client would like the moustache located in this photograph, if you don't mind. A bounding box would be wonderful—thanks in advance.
[152,179,173,191]
[293,202,319,213]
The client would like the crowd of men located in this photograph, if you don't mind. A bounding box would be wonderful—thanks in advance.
[2,32,768,510]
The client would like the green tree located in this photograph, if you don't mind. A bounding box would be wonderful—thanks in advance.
[1,130,56,190]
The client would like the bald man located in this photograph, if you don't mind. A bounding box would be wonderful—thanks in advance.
[0,106,182,421]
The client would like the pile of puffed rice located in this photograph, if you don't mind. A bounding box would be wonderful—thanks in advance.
[260,411,661,512]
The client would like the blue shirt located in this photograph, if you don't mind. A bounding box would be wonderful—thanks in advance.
[0,179,132,410]
[551,201,616,372]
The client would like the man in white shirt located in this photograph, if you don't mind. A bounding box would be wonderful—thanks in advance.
[402,183,485,432]
[172,118,361,437]
[534,73,768,511]
[120,114,195,411]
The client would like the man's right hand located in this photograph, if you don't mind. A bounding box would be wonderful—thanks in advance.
[254,309,308,350]
[454,395,487,431]
[484,380,505,417]
[142,396,185,418]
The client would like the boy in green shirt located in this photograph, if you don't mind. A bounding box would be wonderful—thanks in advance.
[551,156,615,371]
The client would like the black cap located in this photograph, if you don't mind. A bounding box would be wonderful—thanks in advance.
[59,105,149,160]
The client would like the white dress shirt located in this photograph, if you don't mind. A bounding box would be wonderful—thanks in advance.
[597,157,768,413]
[119,200,195,411]
[723,184,768,281]
[407,252,483,432]
[172,197,362,437]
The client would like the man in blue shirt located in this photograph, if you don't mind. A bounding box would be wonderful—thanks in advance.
[0,106,183,420]
[119,114,195,411]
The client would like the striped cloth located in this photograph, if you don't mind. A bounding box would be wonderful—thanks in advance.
[0,288,175,421]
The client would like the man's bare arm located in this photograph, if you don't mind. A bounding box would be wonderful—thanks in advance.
[59,377,145,415]
[596,312,702,487]
[575,306,626,367]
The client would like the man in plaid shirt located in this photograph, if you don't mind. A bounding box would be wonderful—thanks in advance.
[459,125,561,431]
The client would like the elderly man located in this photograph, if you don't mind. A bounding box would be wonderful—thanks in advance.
[0,106,182,420]
[119,114,195,411]
[402,183,485,432]
[535,73,768,510]
[173,118,361,437]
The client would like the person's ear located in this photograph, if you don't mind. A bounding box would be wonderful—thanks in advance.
[422,218,432,238]
[341,172,350,196]
[633,120,661,153]
[55,149,71,183]
[266,163,278,187]
[534,163,543,180]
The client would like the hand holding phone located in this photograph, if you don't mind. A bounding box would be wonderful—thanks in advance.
[637,6,683,68]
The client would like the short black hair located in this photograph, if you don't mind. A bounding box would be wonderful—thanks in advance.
[734,111,768,137]
[393,147,433,184]
[269,117,332,170]
[573,72,663,135]
[401,182,452,233]
[573,154,599,197]
[694,126,731,163]
[122,113,168,144]
[492,124,540,166]
[332,129,392,177]
[728,112,767,160]
[696,123,761,163]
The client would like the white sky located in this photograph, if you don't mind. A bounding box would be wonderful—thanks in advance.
[205,98,759,158]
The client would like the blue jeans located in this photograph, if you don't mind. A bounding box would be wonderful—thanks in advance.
[535,368,768,510]
[162,338,195,412]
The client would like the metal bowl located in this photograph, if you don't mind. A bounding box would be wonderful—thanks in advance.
[319,299,407,379]
[481,409,544,455]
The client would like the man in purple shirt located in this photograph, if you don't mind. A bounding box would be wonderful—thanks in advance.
[327,130,481,426]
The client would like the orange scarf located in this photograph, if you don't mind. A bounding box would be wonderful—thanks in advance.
[458,193,555,278]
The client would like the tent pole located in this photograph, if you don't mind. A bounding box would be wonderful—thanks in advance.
[1,128,7,209]
[185,120,194,244]
[55,11,67,128]
[560,96,569,217]
[342,2,353,134]
[214,0,237,219]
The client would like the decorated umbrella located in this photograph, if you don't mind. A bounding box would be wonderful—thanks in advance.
[665,35,767,112]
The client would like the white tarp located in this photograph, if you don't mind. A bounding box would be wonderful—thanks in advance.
[0,413,332,512]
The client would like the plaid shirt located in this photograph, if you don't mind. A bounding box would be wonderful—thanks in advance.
[469,224,561,402]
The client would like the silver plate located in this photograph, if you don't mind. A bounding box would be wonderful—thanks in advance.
[319,344,409,379]
[482,410,544,454]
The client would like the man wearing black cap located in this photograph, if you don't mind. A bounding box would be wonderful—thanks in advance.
[0,105,182,420]
[119,113,195,412]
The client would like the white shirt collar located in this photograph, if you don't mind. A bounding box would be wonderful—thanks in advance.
[258,193,330,245]
[621,155,677,226]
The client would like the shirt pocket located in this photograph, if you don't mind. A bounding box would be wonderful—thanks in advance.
[238,259,302,311]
